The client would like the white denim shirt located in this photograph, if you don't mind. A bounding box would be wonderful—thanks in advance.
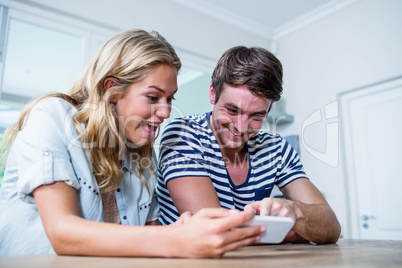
[0,98,160,256]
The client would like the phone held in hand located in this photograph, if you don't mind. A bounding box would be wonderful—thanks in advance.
[242,215,294,244]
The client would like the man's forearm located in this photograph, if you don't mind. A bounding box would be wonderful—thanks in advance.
[291,202,341,244]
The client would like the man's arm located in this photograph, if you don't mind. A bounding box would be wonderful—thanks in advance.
[245,178,341,244]
[282,178,341,243]
[167,176,221,214]
[167,174,341,244]
[167,175,341,244]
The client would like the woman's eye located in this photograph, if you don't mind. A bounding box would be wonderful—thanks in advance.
[168,97,176,102]
[147,96,158,102]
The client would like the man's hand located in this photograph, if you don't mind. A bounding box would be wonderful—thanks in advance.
[245,193,340,244]
[244,198,309,243]
[244,198,299,221]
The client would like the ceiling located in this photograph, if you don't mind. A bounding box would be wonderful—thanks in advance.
[170,0,353,40]
[23,0,359,41]
[193,0,332,29]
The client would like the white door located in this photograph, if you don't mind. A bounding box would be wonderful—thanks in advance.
[340,76,402,240]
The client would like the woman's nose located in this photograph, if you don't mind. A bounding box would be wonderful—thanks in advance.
[155,103,171,120]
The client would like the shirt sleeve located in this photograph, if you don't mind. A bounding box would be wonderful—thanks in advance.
[276,137,308,188]
[158,119,209,185]
[14,98,81,203]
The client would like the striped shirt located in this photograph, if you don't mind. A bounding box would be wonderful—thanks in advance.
[156,112,308,225]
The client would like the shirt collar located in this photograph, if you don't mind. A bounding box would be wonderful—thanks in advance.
[121,154,135,174]
[206,111,212,128]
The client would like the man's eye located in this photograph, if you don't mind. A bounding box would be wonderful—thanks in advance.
[252,115,265,121]
[227,108,237,114]
[147,96,158,102]
[168,97,176,102]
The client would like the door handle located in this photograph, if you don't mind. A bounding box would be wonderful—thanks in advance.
[361,215,376,221]
[361,215,376,229]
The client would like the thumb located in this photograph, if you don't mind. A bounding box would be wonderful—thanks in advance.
[244,201,261,214]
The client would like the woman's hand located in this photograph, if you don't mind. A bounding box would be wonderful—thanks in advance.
[171,211,193,226]
[170,208,264,258]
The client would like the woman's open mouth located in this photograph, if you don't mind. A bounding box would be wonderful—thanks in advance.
[141,121,160,136]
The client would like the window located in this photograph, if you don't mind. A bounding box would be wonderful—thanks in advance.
[0,3,112,184]
[0,5,111,134]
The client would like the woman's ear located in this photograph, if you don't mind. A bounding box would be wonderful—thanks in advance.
[104,77,118,103]
[104,77,116,91]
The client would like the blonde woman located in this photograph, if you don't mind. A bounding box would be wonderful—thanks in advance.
[0,29,263,257]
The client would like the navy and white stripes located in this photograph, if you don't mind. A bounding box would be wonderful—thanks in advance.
[156,112,307,225]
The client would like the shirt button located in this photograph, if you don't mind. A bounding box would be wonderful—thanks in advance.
[117,188,121,192]
[123,216,127,220]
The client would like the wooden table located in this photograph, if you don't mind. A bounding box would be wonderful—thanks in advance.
[1,239,401,267]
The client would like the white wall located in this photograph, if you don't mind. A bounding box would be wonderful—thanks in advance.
[27,0,271,70]
[276,0,402,236]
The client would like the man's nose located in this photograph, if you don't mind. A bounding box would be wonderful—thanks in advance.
[233,114,248,133]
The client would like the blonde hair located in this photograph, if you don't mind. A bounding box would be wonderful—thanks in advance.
[0,29,181,193]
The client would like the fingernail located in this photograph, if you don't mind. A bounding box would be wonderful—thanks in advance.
[260,226,266,233]
[255,236,261,241]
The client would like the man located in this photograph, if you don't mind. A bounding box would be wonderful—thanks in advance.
[156,46,341,243]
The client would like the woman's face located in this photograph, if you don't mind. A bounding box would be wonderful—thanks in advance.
[112,65,178,147]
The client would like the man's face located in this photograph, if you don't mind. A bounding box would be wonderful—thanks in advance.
[209,84,272,151]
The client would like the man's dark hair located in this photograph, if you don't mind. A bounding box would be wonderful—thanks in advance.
[211,46,283,103]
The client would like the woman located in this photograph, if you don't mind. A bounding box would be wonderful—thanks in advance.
[0,29,263,257]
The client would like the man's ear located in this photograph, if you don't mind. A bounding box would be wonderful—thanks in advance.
[104,77,118,103]
[209,84,216,105]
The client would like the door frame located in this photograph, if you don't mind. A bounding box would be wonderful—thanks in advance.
[339,75,402,239]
